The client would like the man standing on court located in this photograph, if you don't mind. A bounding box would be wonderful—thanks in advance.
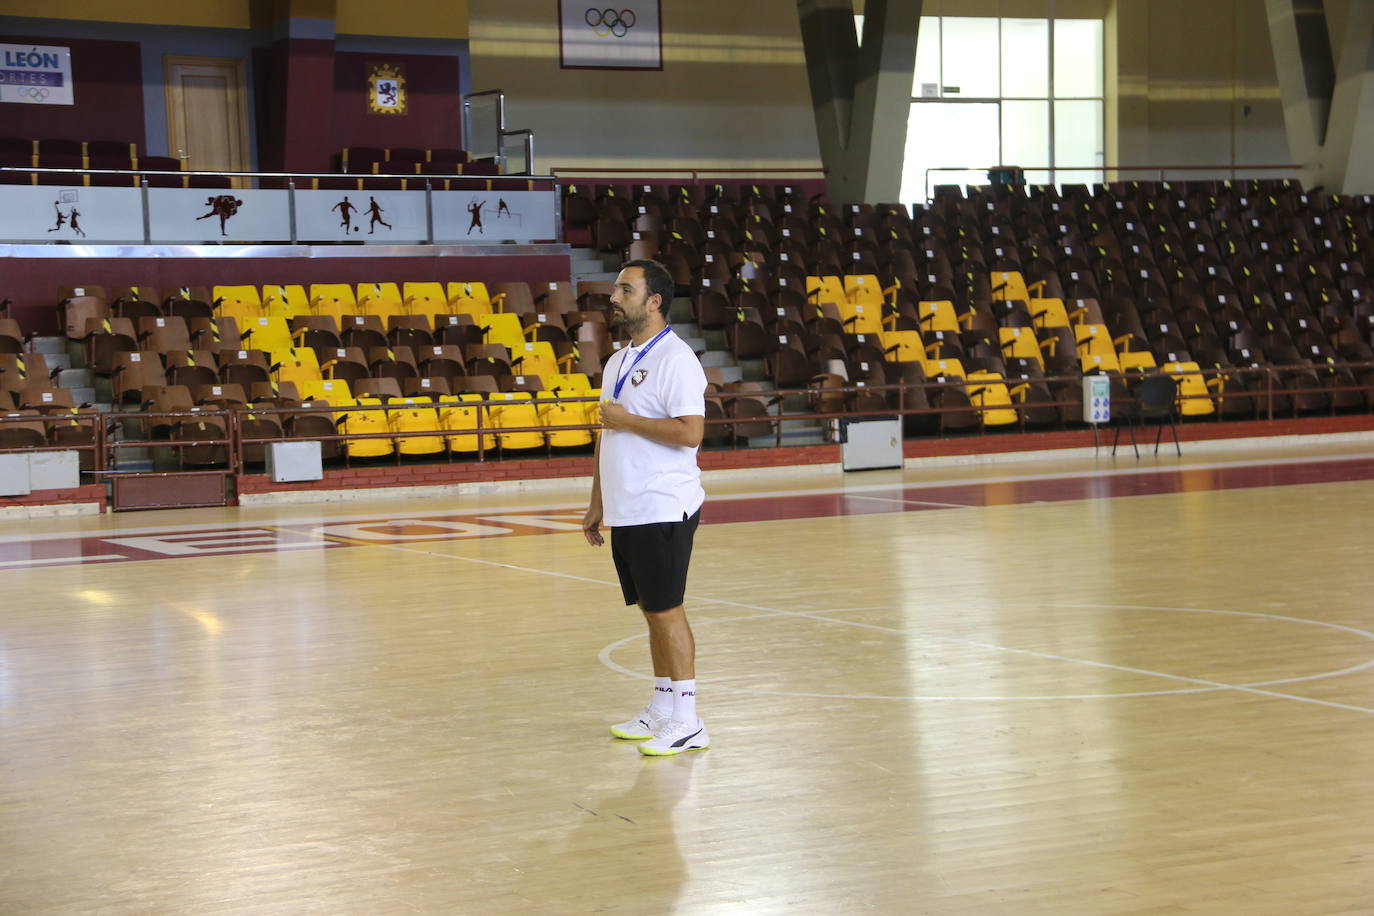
[583,259,710,756]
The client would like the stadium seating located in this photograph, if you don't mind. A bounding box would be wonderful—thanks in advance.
[8,173,1374,476]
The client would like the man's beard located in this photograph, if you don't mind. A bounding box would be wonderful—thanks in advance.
[611,307,647,335]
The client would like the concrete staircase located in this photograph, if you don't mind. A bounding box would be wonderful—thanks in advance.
[32,334,158,472]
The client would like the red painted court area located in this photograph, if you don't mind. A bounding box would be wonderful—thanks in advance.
[2,455,1372,570]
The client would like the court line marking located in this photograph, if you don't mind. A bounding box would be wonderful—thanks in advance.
[291,529,1374,717]
[3,448,1373,545]
[845,495,976,509]
[0,554,127,569]
[9,459,1370,714]
[598,600,1374,715]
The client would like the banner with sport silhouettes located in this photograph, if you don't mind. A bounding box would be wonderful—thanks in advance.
[0,184,557,244]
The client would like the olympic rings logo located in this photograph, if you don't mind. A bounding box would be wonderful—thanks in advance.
[17,86,50,100]
[584,7,636,38]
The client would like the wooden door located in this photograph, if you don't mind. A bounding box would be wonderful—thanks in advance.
[164,56,251,186]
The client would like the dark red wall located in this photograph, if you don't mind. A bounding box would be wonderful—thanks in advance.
[331,51,463,153]
[1,35,145,149]
[277,38,337,174]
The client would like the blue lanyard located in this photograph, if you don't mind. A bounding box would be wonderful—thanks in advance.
[611,326,671,400]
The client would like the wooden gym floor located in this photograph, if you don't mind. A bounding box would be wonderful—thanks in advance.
[2,438,1374,914]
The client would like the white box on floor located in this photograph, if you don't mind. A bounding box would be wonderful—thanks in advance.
[0,453,31,495]
[266,441,324,482]
[840,417,902,471]
[29,451,80,490]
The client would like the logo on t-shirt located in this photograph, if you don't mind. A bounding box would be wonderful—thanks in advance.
[631,368,649,386]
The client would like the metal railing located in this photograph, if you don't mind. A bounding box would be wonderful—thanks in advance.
[3,363,1370,484]
[550,166,827,186]
[0,165,551,190]
[462,89,536,175]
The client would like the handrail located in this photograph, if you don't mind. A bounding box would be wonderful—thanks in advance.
[462,89,537,174]
[499,128,535,176]
[551,167,827,179]
[0,165,555,182]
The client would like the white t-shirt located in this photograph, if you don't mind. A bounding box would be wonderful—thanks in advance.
[598,329,708,527]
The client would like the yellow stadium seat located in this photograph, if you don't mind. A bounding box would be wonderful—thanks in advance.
[586,388,602,426]
[509,340,558,378]
[1081,351,1123,374]
[918,300,960,334]
[271,348,323,388]
[1029,297,1070,329]
[536,390,594,448]
[838,302,883,335]
[806,275,846,307]
[270,346,320,369]
[389,395,445,455]
[999,327,1043,367]
[211,285,262,323]
[1119,350,1158,373]
[544,373,597,429]
[922,358,966,380]
[299,378,353,406]
[544,372,592,393]
[261,284,308,319]
[843,274,884,308]
[990,270,1028,302]
[878,330,923,363]
[965,370,1019,426]
[448,282,493,316]
[240,316,293,353]
[309,284,357,321]
[477,313,526,349]
[1075,324,1115,359]
[438,394,496,453]
[356,283,405,322]
[341,397,394,458]
[403,282,448,321]
[1163,361,1215,416]
[488,391,545,449]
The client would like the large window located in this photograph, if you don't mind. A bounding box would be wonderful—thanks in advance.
[898,16,1105,202]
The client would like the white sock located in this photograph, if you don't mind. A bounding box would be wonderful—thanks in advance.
[672,679,697,722]
[650,677,674,715]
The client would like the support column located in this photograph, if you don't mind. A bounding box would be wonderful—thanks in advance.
[264,0,338,174]
[1267,0,1374,193]
[1319,1,1374,191]
[798,0,921,204]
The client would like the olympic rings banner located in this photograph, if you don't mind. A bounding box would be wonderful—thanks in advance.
[0,44,74,105]
[559,1,662,70]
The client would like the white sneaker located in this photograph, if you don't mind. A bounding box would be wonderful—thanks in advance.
[638,718,710,756]
[609,705,672,740]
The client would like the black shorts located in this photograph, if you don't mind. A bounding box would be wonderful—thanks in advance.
[610,509,701,612]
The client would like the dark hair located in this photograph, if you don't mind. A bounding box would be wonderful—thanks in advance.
[621,258,675,316]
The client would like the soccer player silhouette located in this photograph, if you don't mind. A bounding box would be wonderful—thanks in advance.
[332,196,357,232]
[366,196,392,234]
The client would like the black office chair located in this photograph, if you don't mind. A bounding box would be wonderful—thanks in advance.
[1112,374,1181,458]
